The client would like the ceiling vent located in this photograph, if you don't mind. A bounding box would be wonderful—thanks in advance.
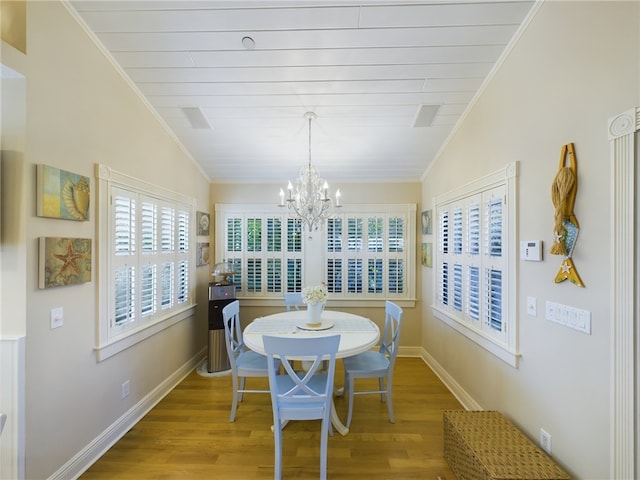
[412,104,440,128]
[182,107,212,129]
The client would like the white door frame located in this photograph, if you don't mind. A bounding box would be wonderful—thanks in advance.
[608,106,639,479]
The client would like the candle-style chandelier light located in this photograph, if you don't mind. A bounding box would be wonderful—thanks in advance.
[279,112,341,231]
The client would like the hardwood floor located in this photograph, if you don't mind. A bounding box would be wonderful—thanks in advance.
[80,357,462,479]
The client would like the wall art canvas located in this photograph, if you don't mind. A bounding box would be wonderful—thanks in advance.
[421,242,432,267]
[421,209,432,235]
[197,242,210,267]
[37,164,90,221]
[197,211,210,236]
[39,237,92,288]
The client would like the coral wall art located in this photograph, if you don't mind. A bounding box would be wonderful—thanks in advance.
[39,237,92,288]
[36,164,90,221]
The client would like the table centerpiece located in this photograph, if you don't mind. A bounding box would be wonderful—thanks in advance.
[301,284,328,326]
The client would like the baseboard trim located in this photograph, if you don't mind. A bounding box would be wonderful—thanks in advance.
[419,347,482,411]
[53,346,475,480]
[49,349,206,480]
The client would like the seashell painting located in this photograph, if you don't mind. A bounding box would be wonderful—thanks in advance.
[36,164,90,221]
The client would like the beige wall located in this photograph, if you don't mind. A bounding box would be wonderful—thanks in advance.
[421,2,639,478]
[2,2,210,478]
[1,0,27,54]
[3,0,638,478]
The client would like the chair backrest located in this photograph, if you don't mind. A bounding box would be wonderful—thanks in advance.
[284,292,304,311]
[222,300,243,370]
[379,301,403,366]
[263,335,340,417]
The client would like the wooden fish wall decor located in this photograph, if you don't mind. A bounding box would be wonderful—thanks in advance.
[550,143,584,287]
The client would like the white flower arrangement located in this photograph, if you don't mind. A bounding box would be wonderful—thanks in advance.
[301,284,328,304]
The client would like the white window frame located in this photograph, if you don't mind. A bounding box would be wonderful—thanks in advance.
[215,203,416,308]
[432,162,520,367]
[324,205,415,301]
[95,164,196,361]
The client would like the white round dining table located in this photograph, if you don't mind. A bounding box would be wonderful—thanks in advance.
[243,309,380,435]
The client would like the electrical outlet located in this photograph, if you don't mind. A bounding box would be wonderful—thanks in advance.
[121,380,130,399]
[540,428,552,454]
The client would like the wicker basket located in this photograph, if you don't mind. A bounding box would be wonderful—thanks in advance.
[443,410,571,480]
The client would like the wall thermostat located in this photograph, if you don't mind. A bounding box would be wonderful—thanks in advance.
[520,240,542,261]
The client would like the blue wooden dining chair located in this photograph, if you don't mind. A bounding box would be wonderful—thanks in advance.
[342,301,403,428]
[283,292,304,311]
[223,300,279,422]
[263,334,340,480]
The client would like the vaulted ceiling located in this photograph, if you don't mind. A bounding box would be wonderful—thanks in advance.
[68,1,535,183]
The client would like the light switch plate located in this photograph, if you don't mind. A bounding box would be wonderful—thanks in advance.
[545,301,591,334]
[50,307,63,329]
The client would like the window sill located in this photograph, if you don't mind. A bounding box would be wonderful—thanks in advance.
[95,304,196,362]
[432,306,520,368]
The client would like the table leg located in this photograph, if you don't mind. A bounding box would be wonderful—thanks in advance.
[299,360,350,435]
[331,401,349,436]
[271,419,289,432]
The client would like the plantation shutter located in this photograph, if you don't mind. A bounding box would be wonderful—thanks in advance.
[285,218,302,292]
[326,218,343,293]
[468,265,480,321]
[161,262,173,309]
[438,209,449,306]
[484,190,505,334]
[266,217,283,293]
[216,205,413,301]
[113,189,136,327]
[388,216,404,294]
[224,217,243,291]
[176,210,190,304]
[466,201,481,322]
[98,164,196,358]
[368,259,383,293]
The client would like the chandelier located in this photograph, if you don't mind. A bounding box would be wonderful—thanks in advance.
[279,112,341,231]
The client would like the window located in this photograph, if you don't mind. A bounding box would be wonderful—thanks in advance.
[96,165,196,361]
[325,210,410,299]
[433,163,519,367]
[215,204,415,305]
[219,209,303,296]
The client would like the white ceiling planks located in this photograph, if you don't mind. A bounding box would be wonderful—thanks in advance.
[68,1,535,182]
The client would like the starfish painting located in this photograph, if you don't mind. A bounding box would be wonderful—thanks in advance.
[53,240,87,275]
[39,237,92,288]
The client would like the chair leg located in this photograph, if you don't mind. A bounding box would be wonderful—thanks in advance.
[238,376,246,402]
[386,379,395,424]
[345,375,355,428]
[319,416,330,480]
[378,377,386,403]
[273,417,283,480]
[328,400,334,436]
[229,374,239,422]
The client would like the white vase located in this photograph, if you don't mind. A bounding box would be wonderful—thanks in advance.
[306,302,324,325]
